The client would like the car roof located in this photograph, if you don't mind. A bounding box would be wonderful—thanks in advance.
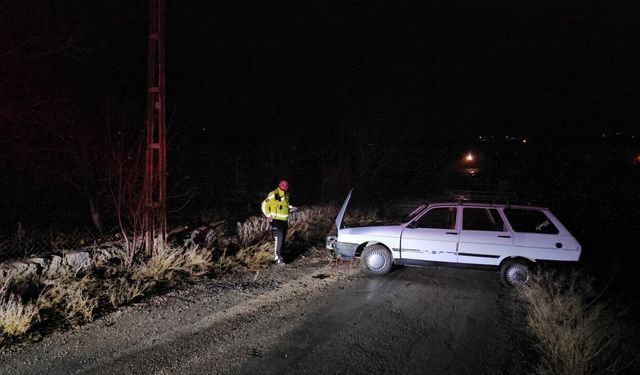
[416,189,549,210]
[426,201,549,210]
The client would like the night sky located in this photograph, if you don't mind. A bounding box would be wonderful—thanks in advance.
[1,1,639,233]
[4,1,638,135]
[168,0,640,138]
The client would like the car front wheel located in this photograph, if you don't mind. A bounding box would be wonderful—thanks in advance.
[500,259,531,286]
[361,245,393,275]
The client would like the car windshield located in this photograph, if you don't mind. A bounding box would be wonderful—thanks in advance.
[400,204,427,223]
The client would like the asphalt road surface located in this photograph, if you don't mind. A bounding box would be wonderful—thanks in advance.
[234,265,514,375]
[0,260,518,375]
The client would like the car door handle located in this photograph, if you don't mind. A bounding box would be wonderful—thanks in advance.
[498,235,511,238]
[445,232,458,235]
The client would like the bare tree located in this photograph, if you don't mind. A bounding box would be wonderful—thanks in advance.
[105,124,146,266]
[0,2,144,234]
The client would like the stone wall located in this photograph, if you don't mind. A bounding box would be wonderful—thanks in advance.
[0,246,124,283]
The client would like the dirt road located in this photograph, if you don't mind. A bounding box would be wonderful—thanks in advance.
[0,254,522,374]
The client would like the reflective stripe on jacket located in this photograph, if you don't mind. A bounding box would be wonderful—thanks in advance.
[261,187,291,221]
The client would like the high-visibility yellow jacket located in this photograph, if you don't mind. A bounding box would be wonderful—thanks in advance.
[261,187,291,221]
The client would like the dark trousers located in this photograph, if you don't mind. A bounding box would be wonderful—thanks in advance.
[271,220,288,260]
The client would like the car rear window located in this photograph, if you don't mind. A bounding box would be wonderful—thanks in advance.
[503,209,559,234]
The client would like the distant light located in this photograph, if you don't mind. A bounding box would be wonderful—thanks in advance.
[522,139,528,144]
[464,167,479,176]
[465,153,474,162]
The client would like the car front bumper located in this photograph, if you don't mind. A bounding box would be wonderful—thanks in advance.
[332,241,358,260]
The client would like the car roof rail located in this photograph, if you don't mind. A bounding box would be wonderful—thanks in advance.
[425,189,542,207]
[401,188,542,208]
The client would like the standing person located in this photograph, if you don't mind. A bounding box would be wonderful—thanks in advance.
[261,179,296,264]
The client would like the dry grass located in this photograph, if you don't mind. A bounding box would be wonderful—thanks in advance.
[38,275,99,324]
[212,250,240,275]
[0,279,38,337]
[3,244,214,336]
[106,277,150,308]
[235,242,274,270]
[131,245,213,281]
[518,270,633,375]
[233,206,340,269]
[0,204,347,341]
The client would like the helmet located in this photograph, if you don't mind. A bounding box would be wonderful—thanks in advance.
[278,180,289,191]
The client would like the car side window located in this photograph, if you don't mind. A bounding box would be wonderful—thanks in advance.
[503,209,559,234]
[414,207,457,229]
[462,208,506,231]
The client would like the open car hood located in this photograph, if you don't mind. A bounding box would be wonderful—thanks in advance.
[335,188,353,235]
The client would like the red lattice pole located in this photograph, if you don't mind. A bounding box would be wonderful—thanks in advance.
[143,0,166,256]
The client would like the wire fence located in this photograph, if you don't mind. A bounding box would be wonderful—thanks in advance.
[0,228,98,262]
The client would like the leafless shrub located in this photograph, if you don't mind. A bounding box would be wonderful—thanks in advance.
[131,245,213,281]
[236,216,270,248]
[518,270,635,375]
[205,220,230,249]
[38,275,98,324]
[342,207,380,228]
[287,206,337,242]
[183,221,231,252]
[105,125,146,266]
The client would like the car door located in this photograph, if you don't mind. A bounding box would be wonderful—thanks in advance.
[400,206,459,263]
[457,207,513,265]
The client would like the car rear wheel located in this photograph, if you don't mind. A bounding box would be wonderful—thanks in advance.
[361,245,392,275]
[500,259,531,286]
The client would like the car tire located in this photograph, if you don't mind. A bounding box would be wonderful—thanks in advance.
[500,259,531,287]
[361,245,393,275]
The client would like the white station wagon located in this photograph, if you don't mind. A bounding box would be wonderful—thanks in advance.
[326,190,582,286]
